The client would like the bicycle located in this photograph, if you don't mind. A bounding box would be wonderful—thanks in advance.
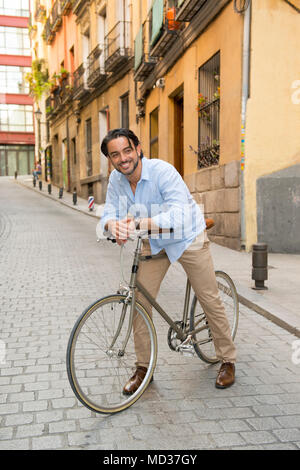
[66,220,239,414]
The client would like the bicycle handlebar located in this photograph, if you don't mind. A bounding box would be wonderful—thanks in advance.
[106,227,174,243]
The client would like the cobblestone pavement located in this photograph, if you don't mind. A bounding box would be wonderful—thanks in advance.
[0,178,300,450]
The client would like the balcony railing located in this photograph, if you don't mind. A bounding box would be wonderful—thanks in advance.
[34,1,46,21]
[60,0,73,15]
[105,21,131,73]
[73,63,90,100]
[51,0,62,33]
[42,17,55,44]
[176,0,206,22]
[87,45,106,88]
[60,76,73,104]
[149,0,184,58]
[72,0,86,15]
[134,21,156,82]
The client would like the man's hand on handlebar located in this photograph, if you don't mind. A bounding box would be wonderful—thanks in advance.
[106,218,136,245]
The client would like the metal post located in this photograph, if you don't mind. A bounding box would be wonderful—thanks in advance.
[39,180,42,190]
[48,183,52,195]
[73,190,77,205]
[252,243,268,290]
[59,187,63,199]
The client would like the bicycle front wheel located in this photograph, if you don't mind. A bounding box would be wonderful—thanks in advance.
[190,271,239,364]
[66,294,157,414]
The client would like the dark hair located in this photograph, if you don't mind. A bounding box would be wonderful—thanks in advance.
[101,128,141,157]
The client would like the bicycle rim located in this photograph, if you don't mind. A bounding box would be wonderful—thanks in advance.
[190,271,239,363]
[66,295,157,414]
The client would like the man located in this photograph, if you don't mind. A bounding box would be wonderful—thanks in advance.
[100,128,236,395]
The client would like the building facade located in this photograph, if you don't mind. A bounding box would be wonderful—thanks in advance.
[0,0,35,176]
[30,0,300,253]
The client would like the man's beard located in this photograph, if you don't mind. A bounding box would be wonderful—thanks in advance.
[116,155,140,176]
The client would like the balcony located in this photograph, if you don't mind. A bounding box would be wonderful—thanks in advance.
[51,0,62,33]
[60,76,73,105]
[42,17,55,44]
[176,0,207,22]
[134,22,156,82]
[45,95,53,120]
[34,1,46,22]
[105,21,131,73]
[60,0,73,15]
[149,1,184,59]
[72,0,86,15]
[73,63,90,100]
[87,45,107,88]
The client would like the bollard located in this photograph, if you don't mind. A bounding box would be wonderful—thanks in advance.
[252,243,268,290]
[59,187,63,199]
[48,183,51,195]
[73,190,77,205]
[33,176,36,187]
[14,171,17,179]
[39,180,42,191]
[88,196,95,211]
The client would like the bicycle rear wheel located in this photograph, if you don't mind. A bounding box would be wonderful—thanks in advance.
[189,271,239,364]
[66,294,157,414]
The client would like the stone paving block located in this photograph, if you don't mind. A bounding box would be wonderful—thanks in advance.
[273,428,300,442]
[32,435,64,450]
[210,432,246,448]
[239,430,277,445]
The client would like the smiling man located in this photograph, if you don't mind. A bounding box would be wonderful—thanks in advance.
[100,128,237,395]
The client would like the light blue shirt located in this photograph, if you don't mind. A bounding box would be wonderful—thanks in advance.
[100,157,206,263]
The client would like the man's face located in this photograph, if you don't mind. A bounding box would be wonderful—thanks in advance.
[107,136,141,177]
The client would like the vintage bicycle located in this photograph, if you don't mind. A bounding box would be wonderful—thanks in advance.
[66,220,239,414]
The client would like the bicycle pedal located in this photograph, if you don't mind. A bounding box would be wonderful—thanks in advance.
[177,345,195,357]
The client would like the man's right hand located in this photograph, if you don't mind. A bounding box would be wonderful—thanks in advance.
[106,218,135,245]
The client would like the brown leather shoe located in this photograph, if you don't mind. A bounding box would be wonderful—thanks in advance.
[123,367,153,396]
[215,362,235,389]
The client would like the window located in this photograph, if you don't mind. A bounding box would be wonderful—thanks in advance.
[0,144,34,176]
[150,107,159,158]
[0,26,30,55]
[120,93,129,128]
[0,65,31,94]
[198,52,220,168]
[85,118,93,176]
[0,0,30,17]
[0,104,33,132]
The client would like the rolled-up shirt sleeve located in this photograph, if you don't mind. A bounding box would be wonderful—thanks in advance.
[100,177,119,234]
[151,165,202,238]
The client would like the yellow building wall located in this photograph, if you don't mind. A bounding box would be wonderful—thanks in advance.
[244,0,300,250]
[139,1,244,174]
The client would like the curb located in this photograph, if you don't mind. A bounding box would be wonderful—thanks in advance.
[14,179,99,220]
[235,281,300,338]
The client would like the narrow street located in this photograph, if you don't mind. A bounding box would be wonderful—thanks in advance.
[0,178,300,450]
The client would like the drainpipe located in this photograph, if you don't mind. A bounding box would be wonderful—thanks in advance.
[240,0,251,249]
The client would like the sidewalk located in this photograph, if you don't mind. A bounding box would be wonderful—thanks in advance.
[14,175,300,339]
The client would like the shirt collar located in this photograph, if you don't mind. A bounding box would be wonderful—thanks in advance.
[116,157,150,182]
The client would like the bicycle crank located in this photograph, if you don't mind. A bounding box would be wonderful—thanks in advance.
[176,335,196,357]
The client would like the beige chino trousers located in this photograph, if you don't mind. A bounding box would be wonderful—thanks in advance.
[133,233,237,367]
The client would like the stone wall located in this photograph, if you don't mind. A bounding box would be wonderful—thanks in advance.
[184,160,241,251]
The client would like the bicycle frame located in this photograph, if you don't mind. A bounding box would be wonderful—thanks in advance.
[114,234,209,354]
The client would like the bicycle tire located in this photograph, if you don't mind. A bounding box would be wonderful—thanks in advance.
[189,271,239,364]
[66,294,157,414]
